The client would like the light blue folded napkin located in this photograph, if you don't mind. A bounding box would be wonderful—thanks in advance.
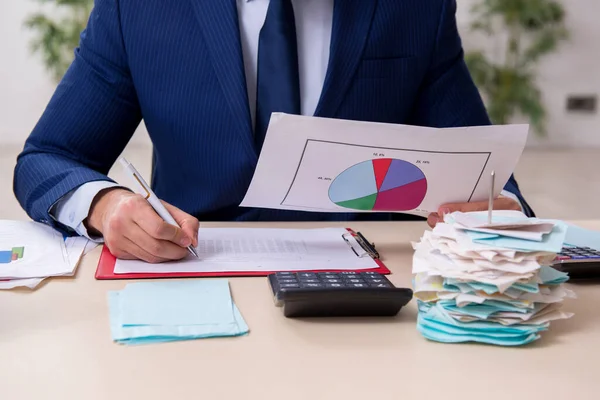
[416,301,548,346]
[107,279,249,345]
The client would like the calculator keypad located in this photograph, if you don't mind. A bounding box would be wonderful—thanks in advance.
[273,271,394,290]
[556,246,600,262]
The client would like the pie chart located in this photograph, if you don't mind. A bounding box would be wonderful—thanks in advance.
[328,158,427,211]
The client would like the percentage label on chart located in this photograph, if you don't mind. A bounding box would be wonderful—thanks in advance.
[416,160,430,164]
[373,153,385,157]
[318,177,333,181]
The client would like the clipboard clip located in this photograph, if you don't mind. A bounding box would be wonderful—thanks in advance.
[342,231,380,260]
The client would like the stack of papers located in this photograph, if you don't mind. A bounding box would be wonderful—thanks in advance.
[411,210,575,346]
[108,280,249,345]
[0,220,96,290]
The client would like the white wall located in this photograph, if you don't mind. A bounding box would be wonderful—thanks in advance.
[0,2,55,144]
[0,1,598,148]
[456,0,600,148]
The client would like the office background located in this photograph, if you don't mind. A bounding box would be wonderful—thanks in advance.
[1,0,598,221]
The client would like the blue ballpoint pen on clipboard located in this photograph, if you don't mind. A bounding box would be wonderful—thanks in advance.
[119,157,199,258]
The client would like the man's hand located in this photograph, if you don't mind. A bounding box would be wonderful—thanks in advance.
[85,188,199,263]
[427,196,521,228]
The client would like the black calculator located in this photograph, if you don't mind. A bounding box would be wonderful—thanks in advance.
[268,271,413,318]
[552,245,600,280]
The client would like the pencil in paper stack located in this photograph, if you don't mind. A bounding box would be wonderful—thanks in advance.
[411,210,575,346]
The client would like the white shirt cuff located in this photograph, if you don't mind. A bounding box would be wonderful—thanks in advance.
[50,181,122,242]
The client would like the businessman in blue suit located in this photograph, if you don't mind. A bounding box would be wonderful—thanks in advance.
[13,0,533,263]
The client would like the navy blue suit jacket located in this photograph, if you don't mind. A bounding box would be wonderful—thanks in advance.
[13,0,534,235]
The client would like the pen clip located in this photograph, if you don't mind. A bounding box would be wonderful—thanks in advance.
[132,173,151,200]
[120,157,151,199]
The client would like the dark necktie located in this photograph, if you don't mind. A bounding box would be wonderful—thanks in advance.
[254,0,301,151]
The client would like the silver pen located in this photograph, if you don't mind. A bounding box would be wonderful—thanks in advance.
[119,157,199,258]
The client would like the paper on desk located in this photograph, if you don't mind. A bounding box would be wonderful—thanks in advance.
[451,211,555,231]
[114,227,379,274]
[416,301,547,346]
[563,223,600,250]
[64,236,89,273]
[108,280,248,345]
[240,113,528,217]
[428,223,555,262]
[0,235,89,290]
[468,222,567,253]
[119,280,235,326]
[0,277,44,290]
[0,220,70,279]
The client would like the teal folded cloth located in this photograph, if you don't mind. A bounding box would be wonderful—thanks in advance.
[416,301,548,346]
[107,280,249,345]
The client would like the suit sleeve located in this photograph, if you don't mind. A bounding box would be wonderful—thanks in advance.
[408,0,535,217]
[13,0,142,233]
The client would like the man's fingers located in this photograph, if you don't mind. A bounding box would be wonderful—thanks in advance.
[162,201,199,247]
[427,213,440,228]
[104,231,170,264]
[437,201,487,215]
[437,197,521,216]
[125,222,189,261]
[119,236,172,264]
[132,201,191,247]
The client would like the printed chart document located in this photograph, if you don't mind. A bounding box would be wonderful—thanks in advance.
[0,220,69,279]
[240,114,529,217]
[114,227,379,274]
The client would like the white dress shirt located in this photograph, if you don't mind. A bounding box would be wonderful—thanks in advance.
[50,0,521,240]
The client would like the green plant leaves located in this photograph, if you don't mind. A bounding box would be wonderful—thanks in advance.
[24,0,93,82]
[465,0,568,136]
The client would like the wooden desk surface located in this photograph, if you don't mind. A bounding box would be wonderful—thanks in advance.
[2,220,600,400]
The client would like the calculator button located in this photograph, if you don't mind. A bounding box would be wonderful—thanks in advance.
[361,272,380,275]
[276,272,295,276]
[278,279,298,284]
[324,279,342,283]
[298,273,317,278]
[301,283,324,288]
[326,283,344,288]
[370,283,391,288]
[571,255,588,259]
[351,283,367,288]
[366,278,386,283]
[345,278,364,283]
[340,271,359,275]
[300,279,320,283]
[280,283,300,288]
[318,274,339,279]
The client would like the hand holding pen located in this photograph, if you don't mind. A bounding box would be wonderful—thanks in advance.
[84,158,199,263]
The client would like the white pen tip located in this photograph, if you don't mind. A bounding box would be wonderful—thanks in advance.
[119,157,130,169]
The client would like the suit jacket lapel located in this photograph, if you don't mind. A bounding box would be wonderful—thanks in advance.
[314,0,377,118]
[190,0,255,157]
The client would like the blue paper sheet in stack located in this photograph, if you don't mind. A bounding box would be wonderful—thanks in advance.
[412,210,575,346]
[107,279,249,345]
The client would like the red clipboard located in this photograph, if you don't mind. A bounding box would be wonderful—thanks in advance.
[95,228,390,280]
